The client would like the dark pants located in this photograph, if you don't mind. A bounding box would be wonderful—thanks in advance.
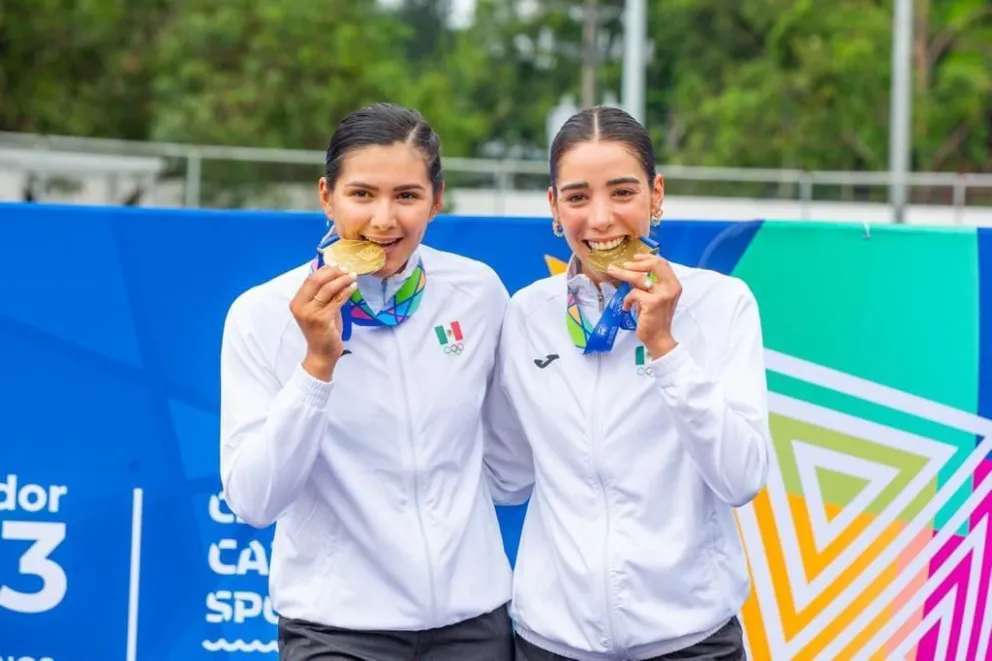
[278,604,515,660]
[514,617,746,661]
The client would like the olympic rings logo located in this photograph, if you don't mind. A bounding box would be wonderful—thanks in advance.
[636,366,653,376]
[443,343,465,355]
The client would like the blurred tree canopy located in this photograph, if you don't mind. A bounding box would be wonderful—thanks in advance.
[0,0,989,173]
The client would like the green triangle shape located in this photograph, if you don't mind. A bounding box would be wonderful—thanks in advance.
[770,413,931,524]
[815,467,871,521]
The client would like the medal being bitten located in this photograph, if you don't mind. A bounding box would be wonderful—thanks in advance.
[322,239,387,275]
[585,237,656,273]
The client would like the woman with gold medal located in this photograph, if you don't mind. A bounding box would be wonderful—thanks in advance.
[220,104,514,660]
[483,107,773,660]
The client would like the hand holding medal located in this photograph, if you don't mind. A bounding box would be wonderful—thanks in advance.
[606,251,682,359]
[291,256,358,380]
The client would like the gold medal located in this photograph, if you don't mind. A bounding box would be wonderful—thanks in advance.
[321,239,387,275]
[585,237,656,273]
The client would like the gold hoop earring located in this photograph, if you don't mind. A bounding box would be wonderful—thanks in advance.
[552,220,564,237]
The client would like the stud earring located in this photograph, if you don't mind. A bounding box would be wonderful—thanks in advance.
[552,219,564,237]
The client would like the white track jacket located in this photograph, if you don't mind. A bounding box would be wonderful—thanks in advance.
[220,245,512,631]
[484,259,772,660]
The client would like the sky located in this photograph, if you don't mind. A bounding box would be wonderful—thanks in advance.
[377,0,477,29]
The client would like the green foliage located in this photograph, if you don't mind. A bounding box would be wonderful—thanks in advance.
[0,0,170,139]
[646,0,991,172]
[1,0,989,180]
[151,0,413,149]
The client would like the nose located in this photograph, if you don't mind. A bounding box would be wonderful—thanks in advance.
[588,197,613,231]
[369,200,396,231]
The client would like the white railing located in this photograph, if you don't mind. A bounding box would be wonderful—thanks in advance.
[2,131,990,222]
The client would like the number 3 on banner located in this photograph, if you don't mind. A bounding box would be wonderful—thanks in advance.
[0,521,67,614]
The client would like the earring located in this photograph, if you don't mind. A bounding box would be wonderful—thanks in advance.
[552,219,564,237]
[650,209,663,226]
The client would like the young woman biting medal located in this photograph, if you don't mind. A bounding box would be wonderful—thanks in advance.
[220,103,515,660]
[482,106,773,661]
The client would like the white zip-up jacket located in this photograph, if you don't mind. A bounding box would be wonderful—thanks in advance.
[483,259,772,660]
[220,245,512,631]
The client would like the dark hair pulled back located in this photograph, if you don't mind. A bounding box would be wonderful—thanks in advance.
[324,103,443,195]
[549,106,656,190]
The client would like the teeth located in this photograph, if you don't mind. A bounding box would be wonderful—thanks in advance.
[364,237,399,245]
[587,237,626,251]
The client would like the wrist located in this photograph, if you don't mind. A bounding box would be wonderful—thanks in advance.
[302,352,337,382]
[647,335,678,360]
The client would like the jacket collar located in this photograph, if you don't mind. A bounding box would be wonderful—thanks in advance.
[566,254,618,307]
[355,247,422,313]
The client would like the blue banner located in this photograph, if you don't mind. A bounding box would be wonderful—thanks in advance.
[0,203,760,660]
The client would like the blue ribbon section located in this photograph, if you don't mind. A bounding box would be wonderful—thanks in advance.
[314,228,338,269]
[583,282,637,354]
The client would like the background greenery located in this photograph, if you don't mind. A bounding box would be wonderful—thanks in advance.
[1,0,989,174]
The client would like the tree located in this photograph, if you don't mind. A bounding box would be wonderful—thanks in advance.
[0,0,170,139]
[646,0,991,175]
[151,0,414,149]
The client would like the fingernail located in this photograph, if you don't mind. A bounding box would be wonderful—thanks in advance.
[349,271,357,278]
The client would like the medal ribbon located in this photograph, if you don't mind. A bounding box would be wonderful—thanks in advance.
[565,235,660,355]
[566,284,638,354]
[310,230,427,340]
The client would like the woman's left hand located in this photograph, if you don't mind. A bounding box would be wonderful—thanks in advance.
[607,253,682,358]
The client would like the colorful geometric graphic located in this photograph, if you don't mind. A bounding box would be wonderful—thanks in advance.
[728,223,992,661]
[736,351,992,660]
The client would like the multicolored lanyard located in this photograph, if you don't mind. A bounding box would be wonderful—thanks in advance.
[310,231,427,340]
[566,285,637,354]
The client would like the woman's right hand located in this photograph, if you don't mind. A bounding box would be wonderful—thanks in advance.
[290,265,358,381]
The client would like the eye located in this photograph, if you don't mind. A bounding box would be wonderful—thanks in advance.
[397,191,419,200]
[565,193,587,203]
[614,189,635,197]
[351,189,372,198]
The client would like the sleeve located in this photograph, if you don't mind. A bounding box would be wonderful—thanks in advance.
[219,296,334,528]
[648,282,771,507]
[480,283,536,506]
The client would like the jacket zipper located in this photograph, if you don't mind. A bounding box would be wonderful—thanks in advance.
[590,289,621,652]
[389,284,437,623]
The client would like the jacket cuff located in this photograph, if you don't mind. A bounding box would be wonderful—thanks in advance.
[286,363,334,409]
[648,343,694,387]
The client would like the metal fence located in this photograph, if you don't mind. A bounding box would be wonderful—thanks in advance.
[2,131,991,221]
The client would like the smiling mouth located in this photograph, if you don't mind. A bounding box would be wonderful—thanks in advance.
[361,235,402,247]
[585,236,630,252]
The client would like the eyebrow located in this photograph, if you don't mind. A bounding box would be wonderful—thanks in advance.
[346,182,427,192]
[558,177,642,193]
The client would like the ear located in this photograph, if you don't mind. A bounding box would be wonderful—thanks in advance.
[547,185,557,219]
[431,181,446,218]
[652,174,665,213]
[318,177,334,218]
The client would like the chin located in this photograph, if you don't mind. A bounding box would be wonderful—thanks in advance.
[378,256,410,278]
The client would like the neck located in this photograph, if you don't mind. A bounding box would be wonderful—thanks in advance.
[375,258,411,281]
